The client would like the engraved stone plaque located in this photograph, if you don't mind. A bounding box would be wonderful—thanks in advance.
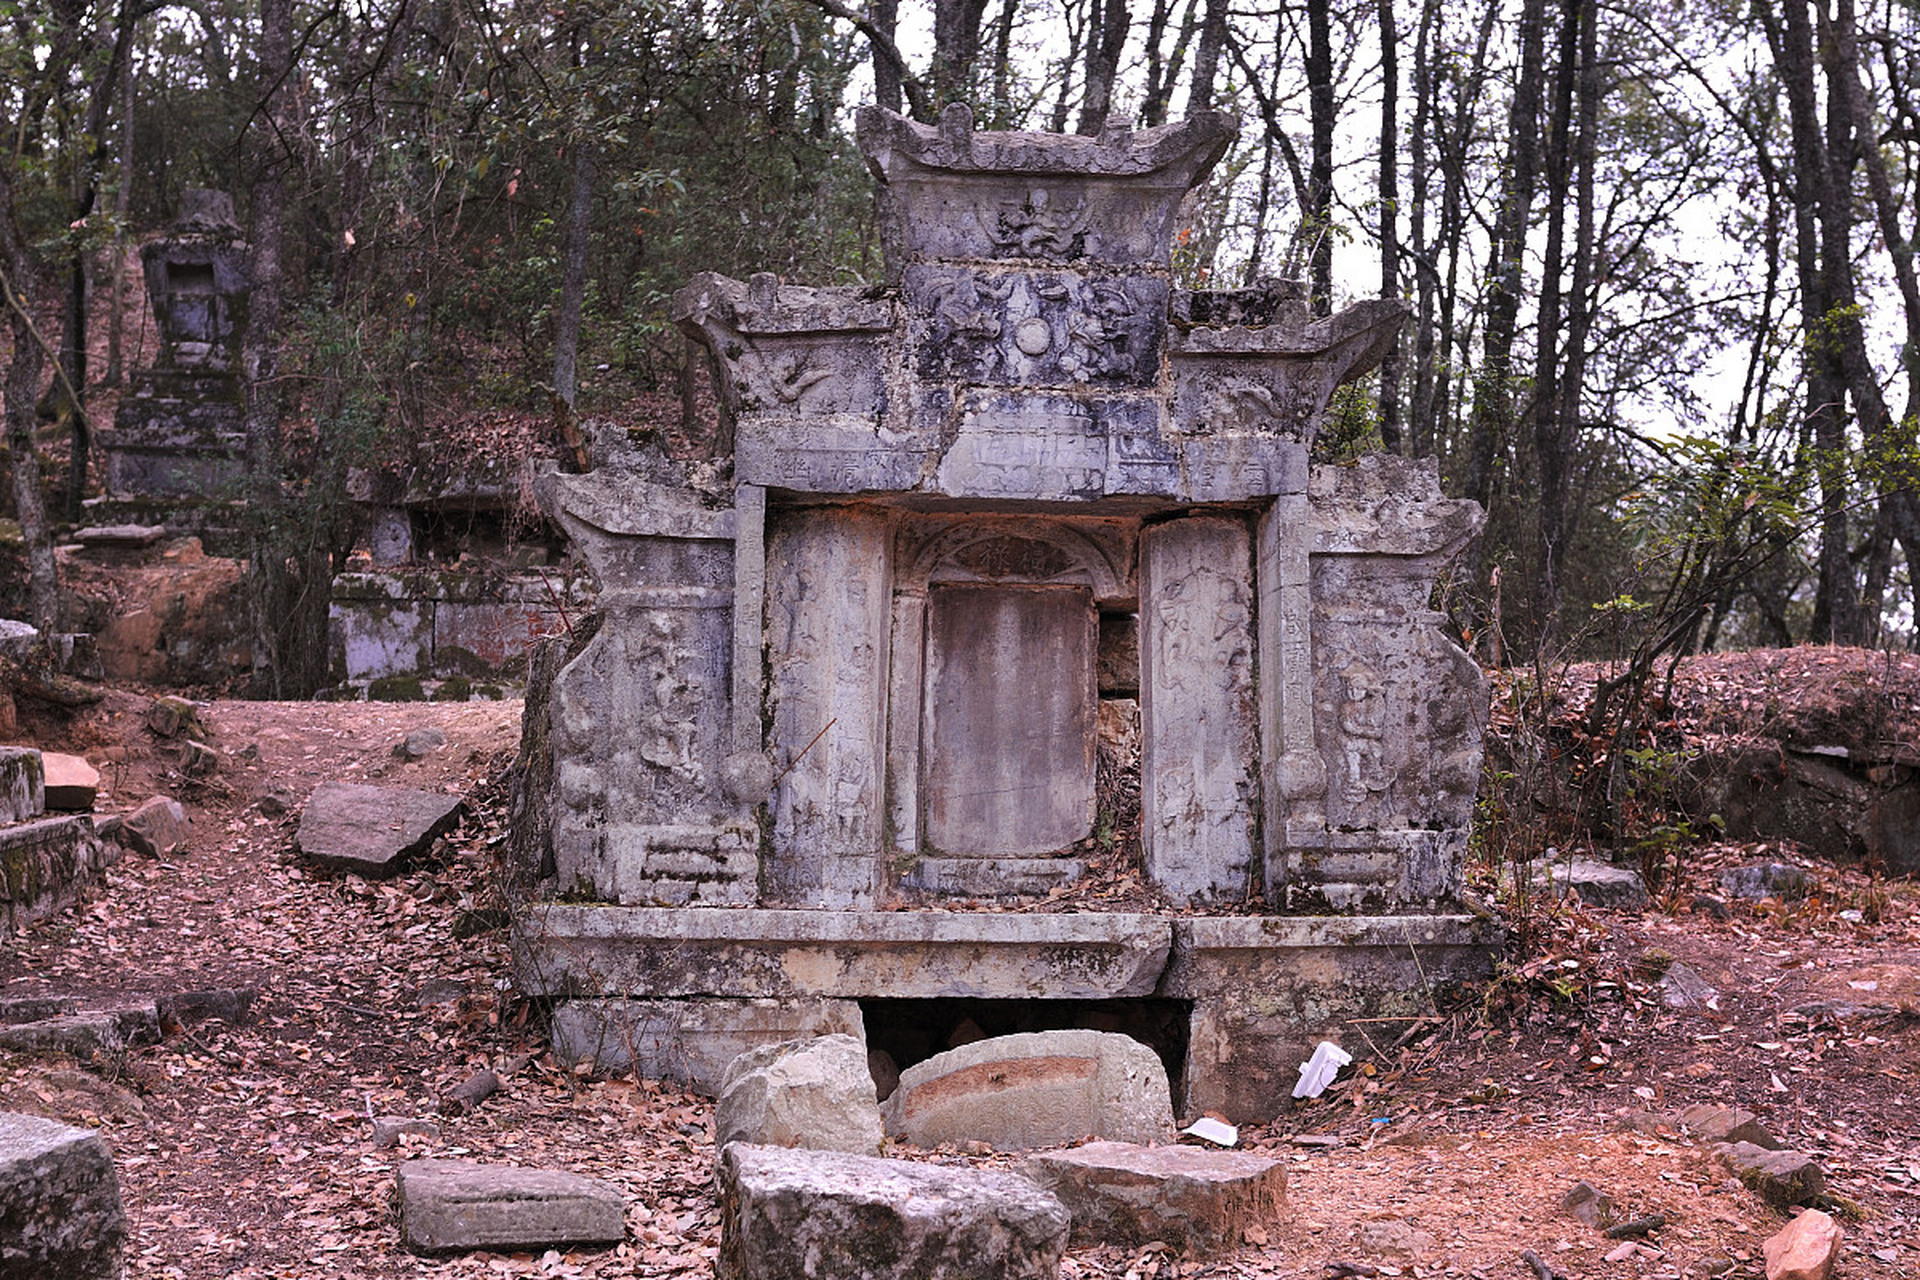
[922,584,1097,856]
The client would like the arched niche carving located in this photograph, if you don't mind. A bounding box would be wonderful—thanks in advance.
[898,518,1132,602]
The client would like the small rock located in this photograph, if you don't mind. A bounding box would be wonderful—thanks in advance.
[294,782,463,876]
[415,978,467,1008]
[1604,1240,1640,1263]
[396,1158,625,1253]
[443,1068,501,1114]
[1763,1208,1842,1280]
[373,1116,443,1150]
[146,695,202,740]
[121,795,189,858]
[394,727,447,760]
[1658,962,1718,1011]
[717,1143,1068,1280]
[1679,1104,1778,1149]
[40,753,99,812]
[715,1034,884,1156]
[1023,1140,1286,1254]
[1560,1179,1612,1228]
[0,619,40,662]
[1543,858,1649,910]
[0,1110,126,1278]
[1717,1141,1825,1208]
[883,1029,1174,1151]
[256,786,295,817]
[1720,862,1807,901]
[1691,893,1732,920]
[180,739,219,777]
[1358,1217,1437,1259]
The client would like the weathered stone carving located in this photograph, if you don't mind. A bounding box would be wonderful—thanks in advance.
[511,106,1496,1122]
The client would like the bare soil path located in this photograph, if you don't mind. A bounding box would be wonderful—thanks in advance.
[0,691,1914,1278]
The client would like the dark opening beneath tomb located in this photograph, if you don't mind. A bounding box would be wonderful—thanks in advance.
[859,996,1190,1102]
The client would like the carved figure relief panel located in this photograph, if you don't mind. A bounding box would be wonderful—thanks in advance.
[906,266,1166,389]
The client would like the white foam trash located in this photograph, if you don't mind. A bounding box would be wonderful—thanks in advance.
[1291,1041,1353,1099]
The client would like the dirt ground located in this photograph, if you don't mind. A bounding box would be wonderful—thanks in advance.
[0,688,1915,1279]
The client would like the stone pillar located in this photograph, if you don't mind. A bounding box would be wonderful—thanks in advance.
[765,507,892,907]
[1139,516,1257,904]
[1256,486,1327,900]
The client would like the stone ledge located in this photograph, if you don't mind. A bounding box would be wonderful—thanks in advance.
[516,906,1173,1000]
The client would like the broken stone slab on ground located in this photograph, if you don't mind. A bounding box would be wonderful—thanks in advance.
[1659,962,1718,1011]
[1717,1141,1825,1209]
[395,1158,625,1253]
[883,1029,1173,1151]
[1720,862,1809,901]
[1560,1179,1612,1228]
[372,1116,443,1150]
[295,782,463,875]
[1022,1140,1285,1254]
[40,753,100,812]
[120,795,189,858]
[1679,1104,1779,1149]
[549,996,865,1094]
[0,1110,126,1279]
[714,1034,882,1156]
[717,1142,1068,1280]
[1763,1208,1842,1280]
[1538,858,1648,910]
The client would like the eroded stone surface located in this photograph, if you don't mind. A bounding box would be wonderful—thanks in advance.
[0,747,44,825]
[0,1110,125,1279]
[1763,1208,1841,1280]
[0,817,119,939]
[717,1142,1068,1280]
[1717,1142,1825,1208]
[550,997,864,1093]
[884,1030,1172,1151]
[296,783,462,875]
[715,1034,883,1156]
[396,1159,624,1253]
[1023,1140,1285,1253]
[121,795,189,858]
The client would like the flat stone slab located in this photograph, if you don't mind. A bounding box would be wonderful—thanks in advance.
[549,997,864,1093]
[74,524,167,548]
[715,1034,883,1155]
[1023,1141,1286,1253]
[717,1143,1068,1280]
[0,1110,126,1279]
[296,783,463,875]
[884,1030,1173,1151]
[1679,1104,1778,1149]
[1539,859,1648,910]
[518,906,1172,1000]
[1717,1141,1825,1209]
[395,1158,625,1253]
[40,754,99,812]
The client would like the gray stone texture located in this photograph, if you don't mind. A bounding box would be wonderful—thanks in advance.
[0,747,44,825]
[922,583,1096,856]
[1023,1140,1286,1253]
[1680,1104,1778,1149]
[1542,858,1650,910]
[395,1159,624,1253]
[0,1110,125,1280]
[1140,516,1258,903]
[295,783,462,876]
[717,1142,1068,1280]
[1716,1142,1826,1209]
[714,1034,883,1156]
[1720,861,1809,901]
[883,1030,1173,1150]
[550,997,864,1093]
[0,817,119,939]
[119,796,188,858]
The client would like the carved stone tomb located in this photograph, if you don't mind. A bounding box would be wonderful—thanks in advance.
[511,107,1500,1121]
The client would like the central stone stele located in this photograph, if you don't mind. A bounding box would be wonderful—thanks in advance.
[508,105,1500,1121]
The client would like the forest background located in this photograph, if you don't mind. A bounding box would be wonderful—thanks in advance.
[1,0,1918,694]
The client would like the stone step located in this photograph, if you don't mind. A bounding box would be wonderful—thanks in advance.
[0,1110,126,1278]
[0,1003,159,1059]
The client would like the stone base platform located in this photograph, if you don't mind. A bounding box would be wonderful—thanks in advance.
[515,906,1500,1122]
[1,816,118,940]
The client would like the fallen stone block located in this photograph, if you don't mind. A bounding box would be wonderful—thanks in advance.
[1680,1104,1779,1149]
[296,782,463,875]
[0,1003,158,1060]
[715,1034,883,1155]
[1717,1142,1825,1208]
[121,796,189,858]
[157,988,257,1029]
[1763,1208,1841,1280]
[395,1158,625,1253]
[75,524,166,548]
[718,1142,1068,1280]
[549,996,865,1093]
[1720,862,1807,902]
[884,1029,1173,1151]
[145,695,202,740]
[0,1109,126,1279]
[0,746,44,825]
[0,995,79,1025]
[1541,858,1648,910]
[40,754,99,812]
[1023,1140,1285,1253]
[0,817,118,939]
[1658,962,1718,1011]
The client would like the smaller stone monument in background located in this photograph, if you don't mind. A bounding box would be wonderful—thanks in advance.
[98,188,250,500]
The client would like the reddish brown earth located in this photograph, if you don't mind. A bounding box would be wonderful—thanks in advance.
[0,659,1913,1278]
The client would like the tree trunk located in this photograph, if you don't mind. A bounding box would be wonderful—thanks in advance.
[1187,0,1227,115]
[872,0,902,114]
[106,45,133,388]
[933,0,990,109]
[1305,0,1336,315]
[0,166,58,633]
[1530,0,1581,648]
[553,141,594,409]
[1078,0,1130,134]
[1376,0,1402,453]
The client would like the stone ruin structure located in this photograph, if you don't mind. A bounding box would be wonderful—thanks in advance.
[98,188,250,503]
[510,106,1500,1121]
